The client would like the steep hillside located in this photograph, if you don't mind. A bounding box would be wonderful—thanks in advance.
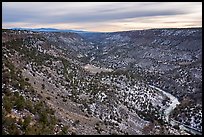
[2,28,202,135]
[81,28,202,101]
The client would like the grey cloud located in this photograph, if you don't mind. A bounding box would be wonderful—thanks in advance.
[2,2,201,25]
[54,10,185,23]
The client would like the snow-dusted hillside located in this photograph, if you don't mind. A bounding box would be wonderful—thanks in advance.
[2,28,202,135]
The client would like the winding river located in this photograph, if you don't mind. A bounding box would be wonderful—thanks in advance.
[149,85,180,122]
[149,85,202,135]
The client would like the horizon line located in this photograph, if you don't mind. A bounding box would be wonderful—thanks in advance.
[2,26,202,33]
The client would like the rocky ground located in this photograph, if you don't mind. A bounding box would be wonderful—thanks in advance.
[2,28,202,135]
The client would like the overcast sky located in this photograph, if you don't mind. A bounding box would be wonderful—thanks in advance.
[2,2,202,32]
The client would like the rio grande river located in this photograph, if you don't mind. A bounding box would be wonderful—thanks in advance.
[149,85,202,135]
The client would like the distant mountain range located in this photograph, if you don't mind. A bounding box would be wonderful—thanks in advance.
[10,27,94,33]
[10,27,201,34]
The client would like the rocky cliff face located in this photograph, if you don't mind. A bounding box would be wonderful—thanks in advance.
[2,28,202,135]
